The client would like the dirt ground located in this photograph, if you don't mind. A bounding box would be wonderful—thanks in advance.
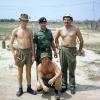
[0,40,100,100]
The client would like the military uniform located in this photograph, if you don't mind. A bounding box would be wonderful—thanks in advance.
[33,28,53,65]
[59,47,76,90]
[14,48,32,67]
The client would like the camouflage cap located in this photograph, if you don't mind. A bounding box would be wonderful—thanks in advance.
[19,13,29,21]
[40,53,51,60]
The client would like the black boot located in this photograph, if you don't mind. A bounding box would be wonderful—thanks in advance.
[16,87,23,97]
[60,86,68,93]
[42,90,48,95]
[27,85,37,95]
[54,89,60,100]
[70,87,76,94]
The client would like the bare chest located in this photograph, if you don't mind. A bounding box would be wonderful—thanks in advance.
[41,67,54,75]
[61,29,76,38]
[16,30,30,39]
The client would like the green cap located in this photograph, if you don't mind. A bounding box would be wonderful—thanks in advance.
[19,13,29,21]
[40,53,51,60]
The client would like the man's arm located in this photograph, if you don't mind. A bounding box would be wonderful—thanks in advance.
[55,29,61,49]
[9,29,17,56]
[38,65,46,88]
[50,30,57,58]
[76,27,84,53]
[48,63,61,85]
[51,41,57,58]
[53,63,61,80]
[30,31,35,62]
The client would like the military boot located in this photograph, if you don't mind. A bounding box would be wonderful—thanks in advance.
[16,87,23,97]
[27,85,37,95]
[55,89,60,100]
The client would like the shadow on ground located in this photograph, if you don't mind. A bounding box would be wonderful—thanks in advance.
[76,84,100,91]
[37,88,72,100]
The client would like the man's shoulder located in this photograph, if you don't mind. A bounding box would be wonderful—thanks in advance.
[56,27,64,34]
[37,64,42,71]
[33,29,40,35]
[27,27,32,31]
[72,24,78,30]
[50,61,57,67]
[26,28,33,35]
[58,26,65,31]
[12,27,19,34]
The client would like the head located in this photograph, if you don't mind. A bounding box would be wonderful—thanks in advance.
[40,53,51,65]
[63,14,73,26]
[38,17,47,30]
[19,13,29,28]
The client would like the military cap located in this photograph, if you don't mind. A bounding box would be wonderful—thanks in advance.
[40,53,51,60]
[38,17,47,23]
[19,13,29,21]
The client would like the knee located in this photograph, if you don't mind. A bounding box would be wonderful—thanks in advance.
[37,81,42,90]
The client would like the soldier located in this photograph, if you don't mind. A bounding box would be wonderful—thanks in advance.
[55,14,84,94]
[33,17,57,79]
[37,53,61,100]
[10,13,37,97]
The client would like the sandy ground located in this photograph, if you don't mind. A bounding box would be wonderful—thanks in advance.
[0,41,100,100]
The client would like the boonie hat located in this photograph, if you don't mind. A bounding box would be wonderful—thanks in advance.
[40,53,51,60]
[19,13,29,21]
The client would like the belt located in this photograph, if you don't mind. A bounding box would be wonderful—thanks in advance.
[37,47,50,51]
[62,45,76,49]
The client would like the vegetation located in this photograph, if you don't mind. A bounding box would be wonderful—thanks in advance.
[84,42,100,54]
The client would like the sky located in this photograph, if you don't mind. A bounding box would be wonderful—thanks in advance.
[0,0,100,21]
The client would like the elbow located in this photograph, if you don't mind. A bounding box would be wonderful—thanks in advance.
[58,71,62,78]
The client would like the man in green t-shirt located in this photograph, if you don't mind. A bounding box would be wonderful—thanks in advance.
[33,17,57,80]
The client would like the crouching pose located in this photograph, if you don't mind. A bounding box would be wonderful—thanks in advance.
[37,53,61,100]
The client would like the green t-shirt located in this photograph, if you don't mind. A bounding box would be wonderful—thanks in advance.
[33,28,53,49]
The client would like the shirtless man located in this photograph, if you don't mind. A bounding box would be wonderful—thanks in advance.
[10,13,37,97]
[55,14,83,94]
[37,53,61,100]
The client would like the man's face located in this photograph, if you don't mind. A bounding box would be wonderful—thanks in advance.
[39,22,47,30]
[63,17,72,26]
[20,20,28,27]
[41,57,50,64]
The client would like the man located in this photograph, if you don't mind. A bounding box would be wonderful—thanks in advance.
[55,14,84,94]
[33,17,57,79]
[37,53,61,100]
[10,13,37,97]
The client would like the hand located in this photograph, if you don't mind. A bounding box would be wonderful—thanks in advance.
[48,78,55,86]
[76,50,82,56]
[32,55,35,63]
[54,51,57,58]
[13,50,16,57]
[43,86,49,92]
[77,49,85,56]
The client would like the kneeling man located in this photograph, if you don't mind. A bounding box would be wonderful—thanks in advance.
[37,53,61,100]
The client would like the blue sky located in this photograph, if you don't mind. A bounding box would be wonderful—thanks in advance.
[0,0,100,21]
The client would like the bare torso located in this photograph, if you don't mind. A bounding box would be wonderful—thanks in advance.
[15,27,32,49]
[40,62,55,79]
[59,25,77,47]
